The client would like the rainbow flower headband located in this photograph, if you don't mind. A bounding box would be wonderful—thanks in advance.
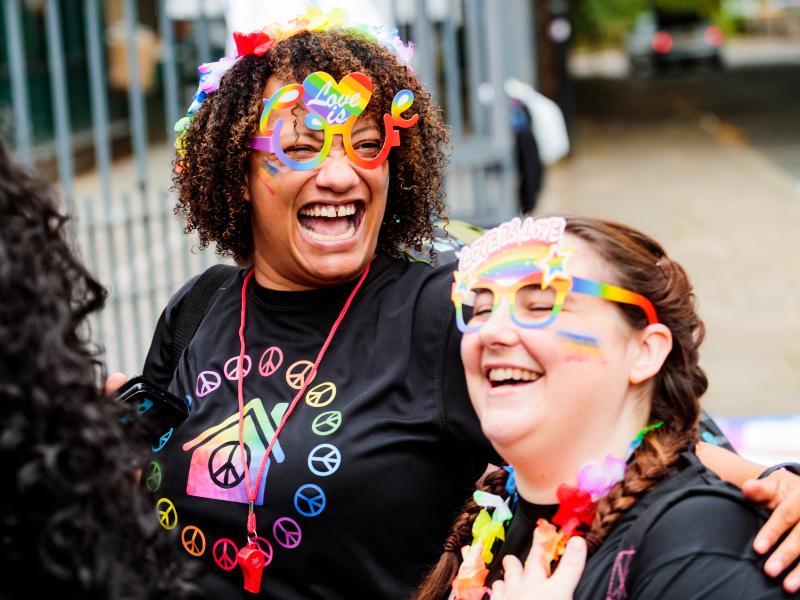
[174,4,415,158]
[450,216,659,332]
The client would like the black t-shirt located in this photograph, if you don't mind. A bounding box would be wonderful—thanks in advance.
[142,255,497,599]
[483,451,795,599]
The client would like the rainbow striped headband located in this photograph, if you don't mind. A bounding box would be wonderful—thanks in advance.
[451,217,659,333]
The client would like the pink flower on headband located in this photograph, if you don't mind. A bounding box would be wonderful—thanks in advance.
[233,30,275,57]
[198,56,237,94]
[576,455,626,500]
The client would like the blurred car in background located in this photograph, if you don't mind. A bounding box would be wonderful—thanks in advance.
[626,10,724,75]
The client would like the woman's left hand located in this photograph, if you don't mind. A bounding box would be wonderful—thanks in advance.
[490,535,586,600]
[743,469,800,594]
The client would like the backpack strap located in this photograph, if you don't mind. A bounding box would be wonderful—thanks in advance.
[605,481,751,600]
[169,264,238,374]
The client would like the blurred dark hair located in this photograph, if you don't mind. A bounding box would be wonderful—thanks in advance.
[0,140,200,599]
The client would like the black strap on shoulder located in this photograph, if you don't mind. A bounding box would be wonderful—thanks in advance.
[606,480,753,599]
[169,264,238,374]
[618,484,747,552]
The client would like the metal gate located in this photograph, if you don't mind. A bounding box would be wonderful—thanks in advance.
[1,0,536,375]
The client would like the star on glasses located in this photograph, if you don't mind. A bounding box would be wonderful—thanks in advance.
[536,245,573,288]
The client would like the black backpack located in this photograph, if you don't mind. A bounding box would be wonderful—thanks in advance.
[604,461,768,599]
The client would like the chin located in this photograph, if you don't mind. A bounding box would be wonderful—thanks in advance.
[479,409,537,451]
[303,249,373,283]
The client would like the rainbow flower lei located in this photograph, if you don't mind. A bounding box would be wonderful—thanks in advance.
[451,421,664,598]
[173,4,414,155]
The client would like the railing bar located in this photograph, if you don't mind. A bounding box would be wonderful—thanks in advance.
[158,0,181,145]
[158,186,176,298]
[44,0,75,206]
[4,0,33,165]
[193,0,211,64]
[123,0,149,198]
[442,0,464,140]
[84,196,107,352]
[122,191,144,369]
[412,0,436,94]
[463,0,486,136]
[102,191,127,371]
[84,0,114,206]
[142,188,159,327]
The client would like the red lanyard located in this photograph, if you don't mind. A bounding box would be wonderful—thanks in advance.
[233,261,372,592]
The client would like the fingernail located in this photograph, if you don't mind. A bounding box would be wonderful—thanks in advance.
[765,558,783,577]
[785,575,800,594]
[753,537,769,554]
[567,536,586,552]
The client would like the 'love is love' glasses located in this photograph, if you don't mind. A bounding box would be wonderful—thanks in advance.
[248,71,418,170]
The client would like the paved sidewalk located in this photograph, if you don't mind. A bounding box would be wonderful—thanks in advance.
[538,116,800,416]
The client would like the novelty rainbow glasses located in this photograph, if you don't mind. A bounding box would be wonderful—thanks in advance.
[248,71,418,170]
[451,262,659,334]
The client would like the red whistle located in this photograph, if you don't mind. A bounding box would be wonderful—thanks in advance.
[238,542,266,594]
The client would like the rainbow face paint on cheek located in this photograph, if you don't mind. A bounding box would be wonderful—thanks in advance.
[556,329,605,362]
[255,157,282,194]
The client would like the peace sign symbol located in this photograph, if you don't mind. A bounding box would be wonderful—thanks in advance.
[224,354,252,381]
[311,410,343,436]
[212,538,239,571]
[195,370,221,397]
[209,441,251,489]
[181,525,206,557]
[307,443,341,477]
[152,428,173,453]
[156,498,178,530]
[285,360,316,390]
[305,381,336,408]
[145,460,162,492]
[259,346,284,377]
[273,517,302,549]
[251,536,274,566]
[294,484,327,517]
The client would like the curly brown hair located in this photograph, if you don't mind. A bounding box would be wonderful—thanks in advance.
[413,215,706,600]
[0,139,201,599]
[174,29,449,263]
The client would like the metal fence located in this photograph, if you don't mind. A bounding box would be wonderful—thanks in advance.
[2,0,536,375]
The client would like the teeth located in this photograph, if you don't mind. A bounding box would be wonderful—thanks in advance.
[488,368,540,383]
[299,203,357,218]
[301,222,356,241]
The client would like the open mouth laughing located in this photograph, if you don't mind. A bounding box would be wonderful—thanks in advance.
[298,201,365,242]
[486,367,543,388]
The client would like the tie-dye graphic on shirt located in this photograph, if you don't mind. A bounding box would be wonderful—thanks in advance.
[182,398,287,505]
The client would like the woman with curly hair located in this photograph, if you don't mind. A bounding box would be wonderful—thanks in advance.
[0,139,200,599]
[415,215,797,599]
[140,14,491,600]
[140,9,800,599]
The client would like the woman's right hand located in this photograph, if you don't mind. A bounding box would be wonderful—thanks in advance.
[490,535,586,600]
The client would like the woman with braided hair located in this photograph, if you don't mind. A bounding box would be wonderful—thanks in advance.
[414,215,798,599]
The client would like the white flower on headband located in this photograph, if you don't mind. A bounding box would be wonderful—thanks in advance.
[198,56,239,94]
